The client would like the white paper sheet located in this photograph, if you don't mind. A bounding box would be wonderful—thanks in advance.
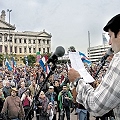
[69,52,95,83]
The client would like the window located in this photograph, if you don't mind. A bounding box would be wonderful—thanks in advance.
[5,46,7,53]
[29,47,31,53]
[39,48,41,52]
[10,46,12,53]
[9,36,12,42]
[43,48,45,53]
[4,36,7,42]
[0,45,2,52]
[43,39,45,44]
[15,46,17,53]
[19,48,22,53]
[47,47,49,53]
[24,47,27,53]
[19,38,22,43]
[0,36,2,42]
[38,39,41,44]
[33,48,36,53]
[24,39,26,43]
[14,38,17,43]
[47,40,49,44]
[33,40,36,44]
[28,39,31,44]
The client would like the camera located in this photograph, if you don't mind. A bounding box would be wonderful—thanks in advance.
[62,91,67,96]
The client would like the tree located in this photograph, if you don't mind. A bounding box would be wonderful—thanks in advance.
[0,54,4,66]
[22,55,36,66]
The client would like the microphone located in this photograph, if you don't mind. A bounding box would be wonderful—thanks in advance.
[100,48,114,63]
[46,46,65,64]
[94,48,114,78]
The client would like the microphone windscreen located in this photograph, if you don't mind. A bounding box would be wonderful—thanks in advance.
[55,46,65,57]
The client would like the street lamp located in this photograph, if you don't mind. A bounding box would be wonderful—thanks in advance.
[7,9,12,25]
[7,9,12,54]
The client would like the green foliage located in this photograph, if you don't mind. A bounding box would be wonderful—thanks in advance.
[0,54,4,66]
[22,55,36,66]
[3,53,17,61]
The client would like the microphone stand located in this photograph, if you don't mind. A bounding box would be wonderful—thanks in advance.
[94,60,106,79]
[24,63,57,120]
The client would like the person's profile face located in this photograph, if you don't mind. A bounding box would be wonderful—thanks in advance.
[108,29,120,53]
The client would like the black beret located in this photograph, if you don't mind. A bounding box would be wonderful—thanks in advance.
[103,14,120,32]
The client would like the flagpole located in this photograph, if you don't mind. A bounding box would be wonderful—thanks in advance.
[88,31,90,58]
[102,33,105,50]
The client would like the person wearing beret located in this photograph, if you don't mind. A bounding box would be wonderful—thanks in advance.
[68,14,120,120]
[1,87,25,120]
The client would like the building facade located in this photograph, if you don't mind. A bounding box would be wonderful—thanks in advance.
[87,44,111,62]
[58,44,111,64]
[0,10,52,66]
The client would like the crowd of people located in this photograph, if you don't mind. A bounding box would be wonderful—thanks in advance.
[0,64,74,120]
[0,52,115,120]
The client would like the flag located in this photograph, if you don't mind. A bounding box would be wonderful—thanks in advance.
[102,33,108,45]
[36,51,41,63]
[5,58,12,71]
[39,57,46,71]
[11,57,16,73]
[24,56,28,66]
[39,55,50,74]
[46,64,50,74]
[79,52,92,65]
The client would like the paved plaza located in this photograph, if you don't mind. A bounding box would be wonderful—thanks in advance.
[32,111,95,120]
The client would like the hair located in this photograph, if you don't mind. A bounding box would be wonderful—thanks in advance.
[103,14,120,38]
[110,27,120,38]
[23,87,31,96]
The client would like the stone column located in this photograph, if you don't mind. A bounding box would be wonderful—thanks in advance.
[2,34,4,53]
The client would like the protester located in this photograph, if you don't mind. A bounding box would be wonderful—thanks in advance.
[36,91,50,120]
[1,87,25,120]
[58,84,73,120]
[54,80,62,120]
[29,79,39,98]
[21,88,33,120]
[2,76,8,87]
[68,14,120,120]
[0,89,5,112]
[2,81,11,98]
[45,86,57,120]
[18,81,26,98]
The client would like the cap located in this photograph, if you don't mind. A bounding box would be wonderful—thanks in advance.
[49,86,54,89]
[11,87,18,92]
[103,14,120,32]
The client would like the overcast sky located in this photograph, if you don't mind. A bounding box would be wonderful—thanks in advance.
[0,0,120,54]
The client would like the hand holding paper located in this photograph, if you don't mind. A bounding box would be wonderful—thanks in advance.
[69,52,95,83]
